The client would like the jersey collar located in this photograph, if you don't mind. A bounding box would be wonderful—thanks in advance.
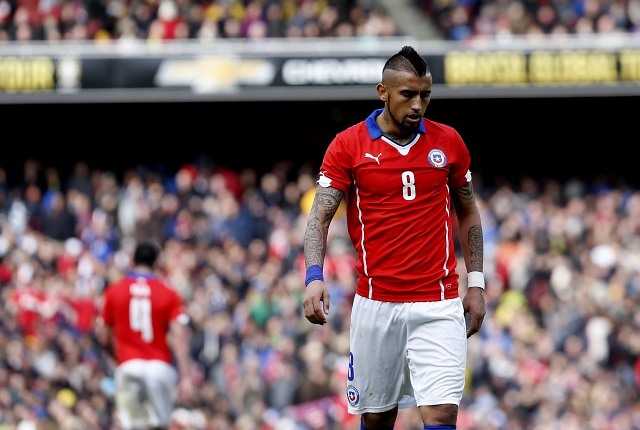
[126,270,157,280]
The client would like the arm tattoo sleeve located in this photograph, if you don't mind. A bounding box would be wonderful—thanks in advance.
[468,225,483,272]
[455,182,474,201]
[304,186,344,268]
[452,182,483,272]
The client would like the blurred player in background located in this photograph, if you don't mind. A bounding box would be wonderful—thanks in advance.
[97,241,195,430]
[302,46,486,430]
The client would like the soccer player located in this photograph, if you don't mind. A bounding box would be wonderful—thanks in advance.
[302,46,486,430]
[97,241,195,430]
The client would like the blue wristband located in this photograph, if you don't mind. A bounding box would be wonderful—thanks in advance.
[305,265,324,287]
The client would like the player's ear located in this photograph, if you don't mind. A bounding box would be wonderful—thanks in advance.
[376,83,387,102]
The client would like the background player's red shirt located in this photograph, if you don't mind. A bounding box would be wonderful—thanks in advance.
[318,108,472,302]
[9,286,50,338]
[101,271,187,364]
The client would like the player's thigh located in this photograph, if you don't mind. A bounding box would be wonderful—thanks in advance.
[144,360,179,425]
[406,298,467,406]
[115,360,148,405]
[348,296,410,413]
[115,360,152,428]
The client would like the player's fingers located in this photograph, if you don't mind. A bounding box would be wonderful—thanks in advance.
[304,297,326,325]
[313,300,327,324]
[303,300,315,319]
[466,315,483,338]
[322,291,330,315]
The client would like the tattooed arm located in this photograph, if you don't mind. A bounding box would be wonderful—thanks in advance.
[451,181,483,274]
[302,185,344,325]
[451,180,486,338]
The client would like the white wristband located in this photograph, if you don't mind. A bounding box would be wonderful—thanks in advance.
[467,271,485,289]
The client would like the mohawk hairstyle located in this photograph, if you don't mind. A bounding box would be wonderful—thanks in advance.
[382,46,429,77]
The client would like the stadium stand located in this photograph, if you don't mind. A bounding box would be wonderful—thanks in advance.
[0,156,638,429]
[420,0,640,40]
[1,0,639,42]
[0,0,403,41]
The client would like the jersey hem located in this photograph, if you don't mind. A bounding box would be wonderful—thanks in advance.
[355,288,459,302]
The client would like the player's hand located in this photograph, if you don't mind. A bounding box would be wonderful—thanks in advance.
[463,287,486,338]
[303,280,330,325]
[177,376,196,406]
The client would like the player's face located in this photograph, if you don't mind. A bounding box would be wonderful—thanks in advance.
[385,72,432,132]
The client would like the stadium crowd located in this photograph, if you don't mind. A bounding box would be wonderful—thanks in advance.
[421,0,640,40]
[0,0,399,41]
[1,0,639,42]
[0,157,638,430]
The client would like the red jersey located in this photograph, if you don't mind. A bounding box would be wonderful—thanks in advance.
[101,271,188,365]
[318,108,472,302]
[9,287,49,337]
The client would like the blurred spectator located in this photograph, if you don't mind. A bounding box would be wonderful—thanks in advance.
[65,161,93,199]
[41,190,77,242]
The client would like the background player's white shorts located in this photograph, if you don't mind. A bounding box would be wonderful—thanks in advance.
[114,359,179,430]
[347,295,467,415]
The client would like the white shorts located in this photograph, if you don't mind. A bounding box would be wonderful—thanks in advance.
[114,359,179,430]
[346,295,467,415]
